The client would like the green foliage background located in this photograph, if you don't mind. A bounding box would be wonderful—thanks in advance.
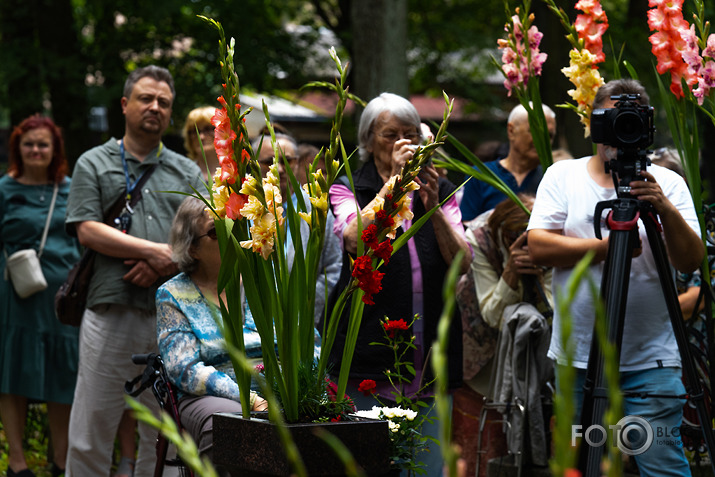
[2,0,714,169]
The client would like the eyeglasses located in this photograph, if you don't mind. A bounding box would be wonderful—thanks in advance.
[374,130,421,142]
[258,155,297,167]
[197,126,214,136]
[198,226,218,240]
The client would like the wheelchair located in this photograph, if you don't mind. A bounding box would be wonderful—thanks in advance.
[125,353,194,477]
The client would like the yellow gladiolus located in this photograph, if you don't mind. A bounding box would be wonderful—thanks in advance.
[240,213,277,260]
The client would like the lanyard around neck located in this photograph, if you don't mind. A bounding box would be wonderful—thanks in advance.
[119,139,162,211]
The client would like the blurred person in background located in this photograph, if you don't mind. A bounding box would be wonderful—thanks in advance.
[460,103,556,222]
[182,105,218,180]
[0,114,81,477]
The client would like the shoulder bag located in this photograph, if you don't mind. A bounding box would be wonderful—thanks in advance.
[55,165,157,326]
[3,183,59,299]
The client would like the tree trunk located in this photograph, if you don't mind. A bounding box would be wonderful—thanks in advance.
[36,0,90,165]
[350,0,409,104]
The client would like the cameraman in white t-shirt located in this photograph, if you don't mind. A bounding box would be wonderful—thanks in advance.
[527,78,703,477]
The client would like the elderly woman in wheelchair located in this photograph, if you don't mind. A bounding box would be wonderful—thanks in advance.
[156,196,267,460]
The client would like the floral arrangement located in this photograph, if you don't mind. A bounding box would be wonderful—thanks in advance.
[494,0,553,169]
[196,16,454,425]
[543,0,608,136]
[353,316,435,474]
[648,0,698,99]
[646,0,714,287]
[353,405,422,470]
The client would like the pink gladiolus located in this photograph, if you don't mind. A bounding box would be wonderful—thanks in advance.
[681,25,702,76]
[704,35,715,58]
[703,61,715,83]
[531,52,548,76]
[497,8,547,97]
[511,15,523,41]
[527,26,543,49]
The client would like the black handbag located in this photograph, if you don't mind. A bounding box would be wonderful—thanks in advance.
[55,165,156,326]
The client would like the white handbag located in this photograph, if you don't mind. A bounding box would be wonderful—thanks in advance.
[3,183,58,299]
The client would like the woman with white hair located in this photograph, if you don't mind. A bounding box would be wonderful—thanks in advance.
[324,92,471,476]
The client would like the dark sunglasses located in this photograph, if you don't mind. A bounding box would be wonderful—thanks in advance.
[199,226,218,240]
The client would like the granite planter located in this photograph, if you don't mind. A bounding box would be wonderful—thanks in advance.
[212,411,392,476]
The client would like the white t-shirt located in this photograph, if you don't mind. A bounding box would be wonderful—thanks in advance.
[527,156,700,371]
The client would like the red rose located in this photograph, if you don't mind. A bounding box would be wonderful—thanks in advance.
[358,379,377,396]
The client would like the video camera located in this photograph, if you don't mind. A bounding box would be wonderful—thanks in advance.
[591,94,654,150]
[590,94,655,194]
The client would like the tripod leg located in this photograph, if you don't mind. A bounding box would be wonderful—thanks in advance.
[642,212,715,475]
[579,200,639,477]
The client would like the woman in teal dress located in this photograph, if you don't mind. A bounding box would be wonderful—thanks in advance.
[0,115,81,477]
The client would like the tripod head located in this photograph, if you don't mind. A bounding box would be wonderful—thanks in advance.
[605,150,651,198]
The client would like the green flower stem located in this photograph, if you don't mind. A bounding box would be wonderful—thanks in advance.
[432,250,464,477]
[540,0,583,50]
[653,66,712,321]
[125,397,219,477]
[550,251,594,476]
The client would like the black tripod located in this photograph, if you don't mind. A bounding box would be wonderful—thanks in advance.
[578,157,715,476]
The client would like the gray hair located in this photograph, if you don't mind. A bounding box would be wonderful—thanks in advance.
[357,93,422,162]
[650,147,685,178]
[123,65,176,100]
[169,196,209,274]
[593,79,649,110]
[251,132,298,157]
[507,103,556,124]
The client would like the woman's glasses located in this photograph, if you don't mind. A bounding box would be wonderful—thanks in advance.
[199,226,218,240]
[374,130,421,142]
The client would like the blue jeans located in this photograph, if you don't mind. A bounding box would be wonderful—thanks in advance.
[562,366,691,477]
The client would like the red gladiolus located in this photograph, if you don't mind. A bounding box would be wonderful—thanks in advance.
[373,240,393,264]
[214,121,237,158]
[574,0,609,63]
[361,223,380,250]
[383,318,409,338]
[351,255,384,305]
[212,98,239,161]
[375,209,395,229]
[358,379,377,396]
[218,155,238,185]
[352,255,373,277]
[647,0,696,97]
[225,191,248,220]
